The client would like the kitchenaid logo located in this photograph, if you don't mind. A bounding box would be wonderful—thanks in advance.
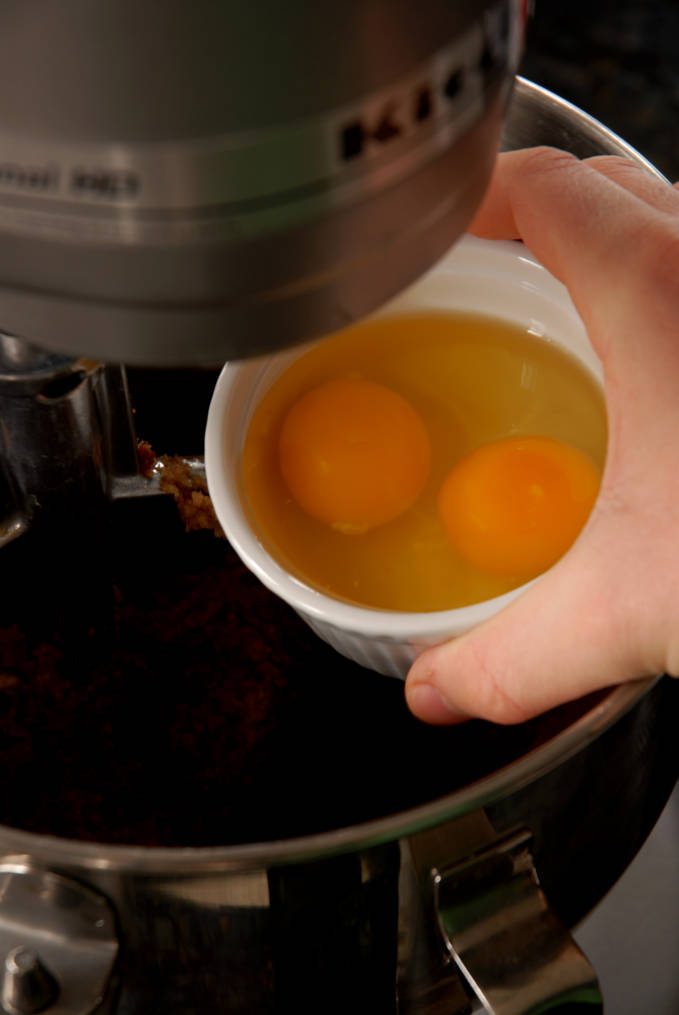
[339,72,470,161]
[339,1,511,162]
[0,160,59,191]
[0,160,140,200]
[70,167,139,199]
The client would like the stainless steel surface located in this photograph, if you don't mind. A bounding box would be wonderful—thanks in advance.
[2,947,58,1015]
[505,81,663,171]
[0,329,213,538]
[0,339,106,533]
[0,0,521,364]
[0,866,118,1015]
[0,335,160,536]
[0,330,217,541]
[435,829,603,1013]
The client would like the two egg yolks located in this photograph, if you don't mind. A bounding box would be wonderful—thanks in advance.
[278,380,600,577]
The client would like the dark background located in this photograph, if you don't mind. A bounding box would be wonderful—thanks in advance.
[519,0,679,180]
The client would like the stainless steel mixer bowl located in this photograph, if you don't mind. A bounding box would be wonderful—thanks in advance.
[0,80,675,1015]
[0,0,521,365]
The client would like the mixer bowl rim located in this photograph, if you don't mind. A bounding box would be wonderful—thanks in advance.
[512,77,664,178]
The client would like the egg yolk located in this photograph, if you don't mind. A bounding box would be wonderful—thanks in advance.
[278,377,431,534]
[437,435,601,577]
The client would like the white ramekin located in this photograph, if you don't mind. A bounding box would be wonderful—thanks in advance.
[205,235,602,679]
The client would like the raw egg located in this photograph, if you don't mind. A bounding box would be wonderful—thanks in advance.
[437,435,600,577]
[240,311,607,612]
[278,378,431,534]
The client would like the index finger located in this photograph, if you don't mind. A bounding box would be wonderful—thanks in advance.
[467,147,679,384]
[470,149,679,242]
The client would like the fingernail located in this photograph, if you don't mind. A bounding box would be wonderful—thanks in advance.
[405,683,468,725]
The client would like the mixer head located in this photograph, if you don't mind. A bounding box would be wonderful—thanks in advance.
[0,1,522,553]
[0,0,521,366]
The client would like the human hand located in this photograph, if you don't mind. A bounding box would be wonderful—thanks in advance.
[405,146,679,725]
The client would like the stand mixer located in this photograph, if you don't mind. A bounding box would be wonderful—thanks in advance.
[5,6,678,1015]
[0,0,519,551]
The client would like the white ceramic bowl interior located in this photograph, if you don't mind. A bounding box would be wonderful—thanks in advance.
[205,235,603,679]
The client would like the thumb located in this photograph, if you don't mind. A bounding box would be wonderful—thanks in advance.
[404,528,646,725]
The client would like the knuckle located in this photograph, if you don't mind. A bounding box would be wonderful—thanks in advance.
[585,154,647,180]
[518,145,580,182]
